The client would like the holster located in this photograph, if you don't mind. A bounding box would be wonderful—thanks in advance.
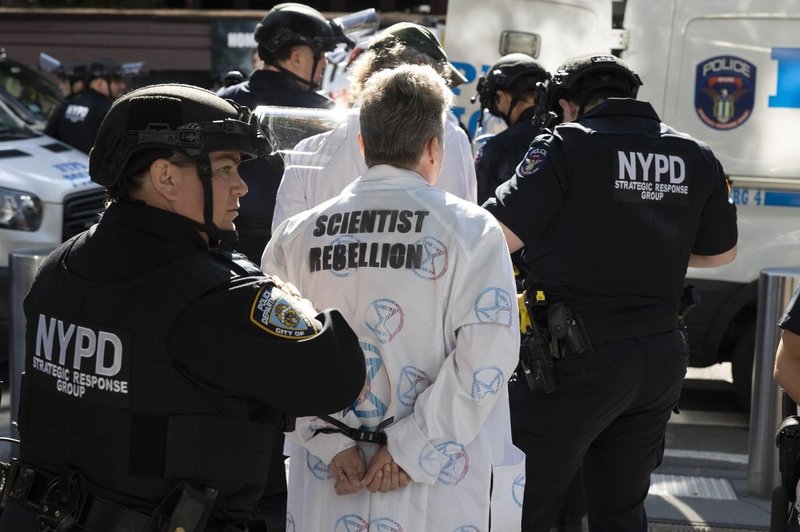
[777,415,800,502]
[517,290,560,394]
[147,483,218,532]
[0,459,218,532]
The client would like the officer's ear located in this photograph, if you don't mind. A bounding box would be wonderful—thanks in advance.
[357,132,365,156]
[148,157,180,202]
[559,98,579,122]
[286,45,308,71]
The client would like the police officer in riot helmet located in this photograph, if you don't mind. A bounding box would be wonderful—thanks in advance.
[474,53,550,204]
[484,54,738,531]
[218,3,350,110]
[45,58,128,154]
[216,3,352,265]
[57,59,90,99]
[0,84,366,532]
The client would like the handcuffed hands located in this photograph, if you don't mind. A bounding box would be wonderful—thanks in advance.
[271,275,317,317]
[330,446,366,496]
[360,444,411,493]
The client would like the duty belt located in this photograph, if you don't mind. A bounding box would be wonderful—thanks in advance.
[581,314,679,344]
[0,459,150,531]
[0,460,218,532]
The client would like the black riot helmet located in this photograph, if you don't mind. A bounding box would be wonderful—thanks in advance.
[60,59,90,96]
[87,58,123,81]
[473,53,550,126]
[254,3,351,90]
[89,83,273,243]
[546,54,642,120]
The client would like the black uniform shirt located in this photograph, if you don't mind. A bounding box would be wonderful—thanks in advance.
[780,288,800,336]
[65,201,364,413]
[216,70,334,262]
[485,98,737,328]
[217,69,334,110]
[475,106,541,204]
[44,87,111,154]
[23,201,365,522]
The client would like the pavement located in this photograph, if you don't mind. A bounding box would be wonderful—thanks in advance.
[643,370,771,532]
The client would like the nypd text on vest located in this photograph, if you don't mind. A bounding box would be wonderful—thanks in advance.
[615,151,689,201]
[33,313,128,398]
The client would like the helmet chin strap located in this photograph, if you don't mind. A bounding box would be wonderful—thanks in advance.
[499,94,521,127]
[272,46,324,91]
[273,53,322,92]
[195,155,238,247]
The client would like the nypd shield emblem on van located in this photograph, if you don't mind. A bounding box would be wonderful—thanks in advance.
[695,55,756,130]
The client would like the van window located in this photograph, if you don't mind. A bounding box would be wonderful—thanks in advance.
[0,59,63,124]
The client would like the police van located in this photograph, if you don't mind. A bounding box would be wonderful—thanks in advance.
[0,83,104,362]
[444,0,800,409]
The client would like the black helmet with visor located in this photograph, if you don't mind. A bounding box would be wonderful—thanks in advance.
[546,54,642,120]
[473,53,550,126]
[89,83,273,243]
[254,3,352,90]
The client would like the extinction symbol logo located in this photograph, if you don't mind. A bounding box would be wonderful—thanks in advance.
[335,514,369,532]
[413,236,449,280]
[369,517,404,532]
[470,366,504,399]
[306,450,333,480]
[365,298,405,343]
[418,440,469,486]
[329,234,361,278]
[474,287,513,327]
[397,366,432,406]
[352,342,388,421]
[513,473,526,508]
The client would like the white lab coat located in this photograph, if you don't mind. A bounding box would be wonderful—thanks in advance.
[263,165,523,532]
[271,110,477,233]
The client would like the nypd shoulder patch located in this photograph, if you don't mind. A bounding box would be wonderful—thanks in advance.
[249,284,319,339]
[517,141,549,177]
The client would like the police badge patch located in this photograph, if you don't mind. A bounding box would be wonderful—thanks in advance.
[516,142,548,177]
[695,55,756,130]
[249,284,319,339]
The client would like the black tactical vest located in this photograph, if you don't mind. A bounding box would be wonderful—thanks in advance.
[20,234,280,508]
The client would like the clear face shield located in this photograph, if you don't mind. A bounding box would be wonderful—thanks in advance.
[254,104,356,172]
[333,8,380,43]
[472,109,508,156]
[322,9,380,104]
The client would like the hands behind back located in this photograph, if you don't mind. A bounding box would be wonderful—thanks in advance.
[361,444,412,493]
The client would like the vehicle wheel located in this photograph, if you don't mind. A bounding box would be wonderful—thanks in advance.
[731,323,756,412]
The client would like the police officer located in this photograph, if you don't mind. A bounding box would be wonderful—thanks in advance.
[475,54,586,531]
[0,84,366,532]
[776,289,800,404]
[484,54,738,531]
[473,53,550,205]
[58,59,90,99]
[775,288,800,531]
[45,58,126,154]
[216,3,351,263]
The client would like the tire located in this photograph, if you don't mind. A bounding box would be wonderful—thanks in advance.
[731,322,756,412]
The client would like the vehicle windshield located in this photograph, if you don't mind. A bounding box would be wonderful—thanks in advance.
[0,97,38,140]
[0,57,63,124]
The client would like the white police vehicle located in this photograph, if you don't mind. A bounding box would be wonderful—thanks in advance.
[445,0,800,409]
[0,88,104,362]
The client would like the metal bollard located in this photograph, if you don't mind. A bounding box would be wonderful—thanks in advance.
[8,249,53,439]
[748,267,800,498]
